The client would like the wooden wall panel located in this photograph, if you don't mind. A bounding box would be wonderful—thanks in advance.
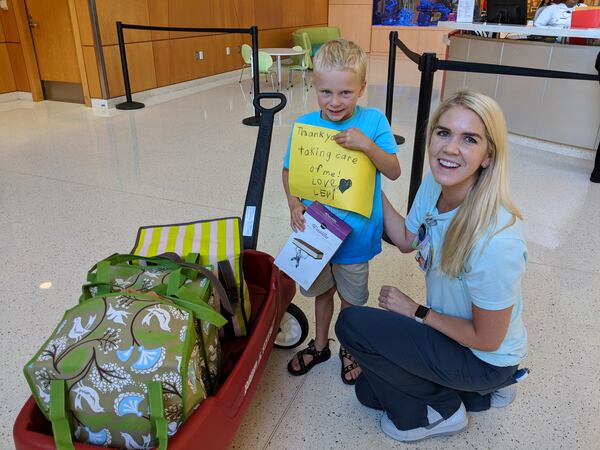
[371,26,419,54]
[69,0,91,105]
[153,36,214,86]
[418,29,447,55]
[0,2,20,42]
[96,0,151,45]
[152,39,170,87]
[11,0,42,98]
[7,42,29,90]
[74,0,94,46]
[0,43,17,93]
[169,0,213,39]
[310,0,329,25]
[210,33,244,74]
[211,0,242,28]
[148,0,169,40]
[283,0,306,28]
[12,0,329,100]
[254,0,282,29]
[235,0,255,27]
[104,42,156,96]
[329,4,372,50]
[82,45,101,97]
[0,16,5,41]
[258,27,297,48]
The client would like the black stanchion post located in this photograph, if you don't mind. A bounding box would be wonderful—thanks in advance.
[385,31,397,123]
[115,22,145,110]
[385,32,405,146]
[591,141,600,183]
[242,26,262,126]
[407,52,436,212]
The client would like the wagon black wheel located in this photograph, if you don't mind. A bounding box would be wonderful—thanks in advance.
[274,303,308,349]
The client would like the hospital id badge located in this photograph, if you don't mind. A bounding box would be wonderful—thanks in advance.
[413,222,433,273]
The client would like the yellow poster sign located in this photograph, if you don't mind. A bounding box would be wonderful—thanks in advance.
[289,123,375,218]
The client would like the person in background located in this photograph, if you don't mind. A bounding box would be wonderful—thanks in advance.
[336,90,528,442]
[533,0,587,27]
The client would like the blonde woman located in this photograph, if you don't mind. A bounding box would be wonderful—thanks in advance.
[336,91,528,442]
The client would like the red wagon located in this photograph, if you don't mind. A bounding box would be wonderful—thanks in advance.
[13,94,309,450]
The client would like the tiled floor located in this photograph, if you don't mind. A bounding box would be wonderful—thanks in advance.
[1,58,599,450]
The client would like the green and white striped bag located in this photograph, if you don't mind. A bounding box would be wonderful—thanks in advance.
[132,217,251,338]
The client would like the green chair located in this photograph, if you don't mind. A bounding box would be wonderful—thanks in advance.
[293,26,341,57]
[287,46,312,92]
[292,32,313,70]
[239,44,252,83]
[249,51,276,95]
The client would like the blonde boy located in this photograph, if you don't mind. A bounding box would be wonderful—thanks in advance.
[282,39,401,384]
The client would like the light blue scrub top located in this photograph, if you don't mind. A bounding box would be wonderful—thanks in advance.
[406,172,528,367]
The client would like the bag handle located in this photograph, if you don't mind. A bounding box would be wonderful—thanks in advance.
[88,254,181,283]
[156,254,236,316]
[218,260,240,306]
[147,381,168,450]
[49,379,75,450]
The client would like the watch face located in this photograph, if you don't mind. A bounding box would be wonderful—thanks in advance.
[415,305,429,319]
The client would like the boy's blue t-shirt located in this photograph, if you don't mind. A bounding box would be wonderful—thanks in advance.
[406,172,528,367]
[283,105,398,264]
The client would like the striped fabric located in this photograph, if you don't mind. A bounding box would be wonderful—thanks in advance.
[132,217,250,337]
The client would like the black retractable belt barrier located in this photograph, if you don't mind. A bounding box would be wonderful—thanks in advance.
[242,92,287,250]
[385,32,600,210]
[115,22,262,126]
[385,32,406,146]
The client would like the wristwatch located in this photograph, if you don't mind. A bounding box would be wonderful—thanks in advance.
[414,305,430,324]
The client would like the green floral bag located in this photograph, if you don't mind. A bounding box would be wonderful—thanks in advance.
[24,288,226,449]
[80,253,236,395]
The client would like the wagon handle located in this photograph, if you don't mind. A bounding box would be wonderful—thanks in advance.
[242,92,287,250]
[253,91,287,115]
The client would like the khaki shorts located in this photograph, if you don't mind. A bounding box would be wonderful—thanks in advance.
[299,262,369,306]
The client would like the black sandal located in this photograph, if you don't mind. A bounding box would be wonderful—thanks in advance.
[287,339,331,376]
[340,347,360,385]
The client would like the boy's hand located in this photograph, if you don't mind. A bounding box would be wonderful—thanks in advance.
[288,197,306,232]
[333,128,373,153]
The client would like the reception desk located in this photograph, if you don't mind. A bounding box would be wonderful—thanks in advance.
[438,23,599,151]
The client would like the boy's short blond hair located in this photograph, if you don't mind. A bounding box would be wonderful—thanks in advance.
[313,39,367,82]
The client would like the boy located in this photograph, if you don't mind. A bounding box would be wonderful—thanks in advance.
[282,39,401,384]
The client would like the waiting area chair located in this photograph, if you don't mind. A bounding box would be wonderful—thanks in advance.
[251,51,276,95]
[239,44,276,94]
[287,46,312,92]
[292,26,341,58]
[292,32,313,70]
[238,44,252,83]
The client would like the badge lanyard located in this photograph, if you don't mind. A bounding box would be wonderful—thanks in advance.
[412,214,437,273]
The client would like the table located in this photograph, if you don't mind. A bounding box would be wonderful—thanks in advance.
[261,48,306,91]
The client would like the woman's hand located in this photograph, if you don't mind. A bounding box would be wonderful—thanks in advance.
[378,285,419,318]
[288,197,306,232]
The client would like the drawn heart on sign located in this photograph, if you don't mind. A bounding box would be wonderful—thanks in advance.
[339,179,352,193]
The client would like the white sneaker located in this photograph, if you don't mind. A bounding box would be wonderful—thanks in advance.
[380,403,468,442]
[490,385,517,408]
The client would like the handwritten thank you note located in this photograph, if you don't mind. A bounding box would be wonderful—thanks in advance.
[289,123,375,217]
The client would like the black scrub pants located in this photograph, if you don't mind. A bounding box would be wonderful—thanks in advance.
[335,306,518,431]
